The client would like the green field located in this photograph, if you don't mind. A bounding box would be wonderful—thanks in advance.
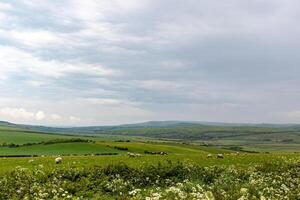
[1,124,296,172]
[0,149,297,172]
[0,124,300,199]
[0,126,74,144]
[0,123,299,161]
[0,146,299,199]
[0,142,123,156]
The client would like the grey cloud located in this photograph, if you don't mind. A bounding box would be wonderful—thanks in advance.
[0,0,299,125]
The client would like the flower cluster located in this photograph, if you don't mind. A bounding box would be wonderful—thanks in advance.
[0,157,299,199]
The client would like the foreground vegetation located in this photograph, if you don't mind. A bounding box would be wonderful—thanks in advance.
[1,157,299,199]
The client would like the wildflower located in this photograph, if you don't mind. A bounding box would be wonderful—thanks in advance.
[204,191,215,200]
[240,188,248,195]
[129,189,141,196]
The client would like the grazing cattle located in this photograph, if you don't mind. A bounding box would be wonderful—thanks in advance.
[217,154,224,159]
[207,154,212,158]
[128,152,142,158]
[55,157,63,164]
[127,152,135,157]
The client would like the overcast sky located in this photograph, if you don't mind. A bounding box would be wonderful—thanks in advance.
[0,0,300,126]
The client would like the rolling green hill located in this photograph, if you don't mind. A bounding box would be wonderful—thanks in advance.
[0,125,123,156]
[2,121,300,152]
[0,142,122,156]
[0,126,76,144]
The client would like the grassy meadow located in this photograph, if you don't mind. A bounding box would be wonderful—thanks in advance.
[0,123,299,199]
[0,126,74,144]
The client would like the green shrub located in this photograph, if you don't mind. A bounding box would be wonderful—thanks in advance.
[0,159,299,199]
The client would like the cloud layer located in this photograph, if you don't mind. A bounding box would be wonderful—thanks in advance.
[0,0,300,125]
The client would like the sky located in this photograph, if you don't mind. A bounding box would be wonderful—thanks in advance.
[0,0,300,126]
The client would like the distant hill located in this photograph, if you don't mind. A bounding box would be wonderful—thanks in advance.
[2,120,300,151]
[1,120,300,131]
[0,121,15,126]
[1,120,300,141]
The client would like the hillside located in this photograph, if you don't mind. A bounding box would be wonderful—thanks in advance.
[0,125,124,156]
[2,121,300,152]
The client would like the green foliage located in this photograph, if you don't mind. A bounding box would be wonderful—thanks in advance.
[113,146,129,151]
[144,150,168,155]
[0,159,299,199]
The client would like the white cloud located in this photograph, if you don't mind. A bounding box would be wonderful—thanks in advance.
[0,12,6,21]
[0,107,35,121]
[85,98,122,105]
[7,30,65,47]
[160,60,189,70]
[0,2,12,10]
[69,116,81,122]
[138,80,186,91]
[0,106,84,124]
[0,45,120,78]
[0,107,48,122]
[26,80,46,87]
[286,111,300,122]
[35,111,45,121]
[50,114,62,121]
[68,0,149,21]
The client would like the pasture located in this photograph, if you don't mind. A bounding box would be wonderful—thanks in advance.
[0,124,299,172]
[0,152,299,199]
[0,124,299,199]
[0,126,73,144]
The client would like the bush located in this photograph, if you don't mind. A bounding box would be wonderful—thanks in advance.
[0,158,299,199]
[113,146,128,151]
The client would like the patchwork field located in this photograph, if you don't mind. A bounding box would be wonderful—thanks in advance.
[0,126,73,144]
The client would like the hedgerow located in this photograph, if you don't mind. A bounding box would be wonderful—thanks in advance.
[0,158,299,199]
